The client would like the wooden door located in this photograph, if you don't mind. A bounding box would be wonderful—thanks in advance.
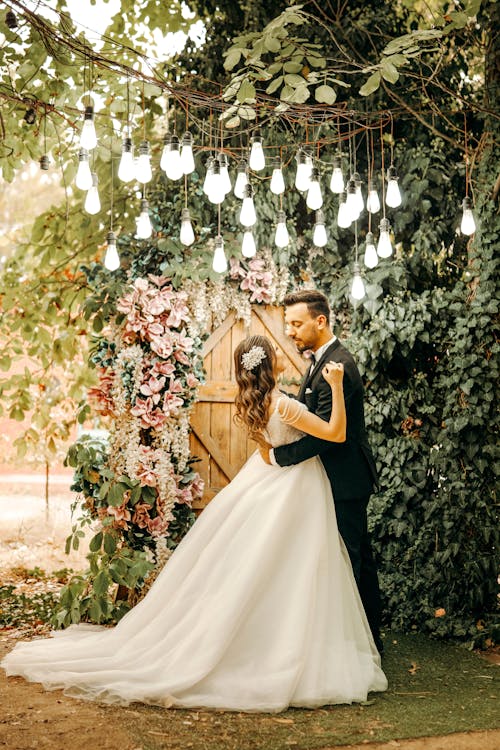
[189,305,306,509]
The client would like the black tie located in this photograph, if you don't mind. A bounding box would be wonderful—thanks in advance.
[308,352,316,376]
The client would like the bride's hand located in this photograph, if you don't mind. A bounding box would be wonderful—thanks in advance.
[322,361,344,386]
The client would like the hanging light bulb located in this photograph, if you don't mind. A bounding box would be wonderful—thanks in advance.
[80,105,97,150]
[212,236,227,273]
[180,131,195,175]
[207,161,226,205]
[104,231,120,271]
[163,134,183,181]
[275,210,290,248]
[240,184,257,227]
[136,198,153,239]
[306,167,323,210]
[353,172,364,214]
[377,218,393,258]
[363,231,378,268]
[118,137,135,182]
[345,179,360,222]
[203,156,215,196]
[313,209,328,247]
[160,133,172,172]
[386,165,402,208]
[242,230,257,258]
[270,162,285,195]
[135,140,152,184]
[84,172,100,215]
[366,187,381,214]
[329,155,344,193]
[460,196,476,235]
[295,149,313,192]
[337,191,351,228]
[218,153,232,195]
[249,132,265,171]
[234,159,249,199]
[75,148,93,190]
[350,262,366,301]
[180,207,195,246]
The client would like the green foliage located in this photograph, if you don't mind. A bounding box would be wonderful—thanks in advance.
[331,134,500,647]
[52,544,155,628]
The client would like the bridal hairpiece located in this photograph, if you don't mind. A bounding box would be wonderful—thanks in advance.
[241,345,267,372]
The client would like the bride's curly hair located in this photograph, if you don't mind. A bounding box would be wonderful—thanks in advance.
[234,335,276,439]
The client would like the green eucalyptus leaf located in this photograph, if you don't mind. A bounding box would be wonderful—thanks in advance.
[314,84,337,104]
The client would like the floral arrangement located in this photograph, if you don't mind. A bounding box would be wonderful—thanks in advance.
[184,249,289,329]
[84,275,205,553]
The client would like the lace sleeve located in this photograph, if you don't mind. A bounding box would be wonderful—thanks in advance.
[277,396,305,427]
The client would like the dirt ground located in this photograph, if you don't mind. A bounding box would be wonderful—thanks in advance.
[0,474,498,750]
[1,643,499,750]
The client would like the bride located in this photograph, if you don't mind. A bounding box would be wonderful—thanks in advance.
[2,335,387,711]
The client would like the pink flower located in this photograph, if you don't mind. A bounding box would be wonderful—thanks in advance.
[150,336,174,359]
[176,487,193,505]
[140,375,166,403]
[144,322,164,337]
[166,303,190,328]
[88,370,115,415]
[153,360,176,376]
[248,258,265,272]
[174,350,191,365]
[250,287,272,304]
[107,503,131,530]
[169,378,184,394]
[229,258,245,279]
[186,373,199,388]
[163,392,184,416]
[190,474,205,498]
[148,274,170,288]
[176,331,194,352]
[147,515,170,537]
[132,502,153,528]
[131,397,167,429]
[136,465,158,487]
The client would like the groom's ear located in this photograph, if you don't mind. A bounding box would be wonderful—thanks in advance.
[316,314,327,330]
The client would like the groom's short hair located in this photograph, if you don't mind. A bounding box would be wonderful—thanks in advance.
[284,290,330,324]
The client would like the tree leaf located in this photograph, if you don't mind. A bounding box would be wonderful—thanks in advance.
[381,59,400,83]
[237,79,256,103]
[266,75,284,95]
[314,84,337,104]
[223,48,242,71]
[359,71,381,96]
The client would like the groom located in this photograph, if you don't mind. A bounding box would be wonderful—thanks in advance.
[263,289,383,653]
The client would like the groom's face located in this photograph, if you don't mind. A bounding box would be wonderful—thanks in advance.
[285,303,324,352]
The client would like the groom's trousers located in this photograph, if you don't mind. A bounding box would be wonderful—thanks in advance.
[334,494,382,648]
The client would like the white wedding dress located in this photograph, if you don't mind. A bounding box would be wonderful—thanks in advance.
[2,399,387,711]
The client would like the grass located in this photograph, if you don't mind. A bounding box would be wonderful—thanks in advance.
[113,632,499,750]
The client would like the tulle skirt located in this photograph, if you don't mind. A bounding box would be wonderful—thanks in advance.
[2,453,387,711]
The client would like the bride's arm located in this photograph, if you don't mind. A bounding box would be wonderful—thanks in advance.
[278,362,346,443]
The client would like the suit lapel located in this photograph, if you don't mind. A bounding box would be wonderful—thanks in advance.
[309,339,341,381]
[298,339,341,401]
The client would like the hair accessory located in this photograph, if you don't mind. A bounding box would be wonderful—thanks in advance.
[241,345,267,372]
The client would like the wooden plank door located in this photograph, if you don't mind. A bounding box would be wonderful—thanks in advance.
[189,305,306,509]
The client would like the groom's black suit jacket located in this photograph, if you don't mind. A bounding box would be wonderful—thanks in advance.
[274,339,378,502]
